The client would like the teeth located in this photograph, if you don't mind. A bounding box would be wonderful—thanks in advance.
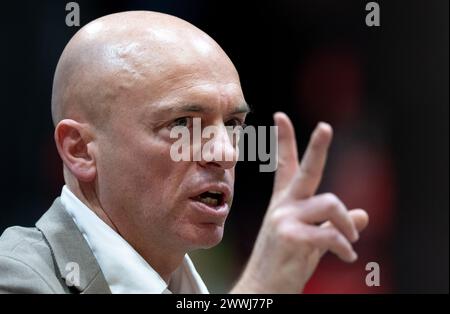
[193,190,225,208]
[199,196,218,207]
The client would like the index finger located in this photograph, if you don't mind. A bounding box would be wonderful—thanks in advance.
[293,122,333,199]
[272,112,300,195]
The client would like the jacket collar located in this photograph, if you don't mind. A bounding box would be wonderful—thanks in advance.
[36,198,111,294]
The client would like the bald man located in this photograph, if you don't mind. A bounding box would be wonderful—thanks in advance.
[0,11,368,294]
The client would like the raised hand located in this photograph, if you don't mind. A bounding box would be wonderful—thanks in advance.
[232,112,369,293]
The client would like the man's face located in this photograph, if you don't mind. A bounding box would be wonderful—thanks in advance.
[93,54,247,253]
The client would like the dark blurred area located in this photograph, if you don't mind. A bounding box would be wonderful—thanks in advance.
[1,0,448,293]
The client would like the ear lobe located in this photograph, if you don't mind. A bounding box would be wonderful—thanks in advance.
[54,119,96,182]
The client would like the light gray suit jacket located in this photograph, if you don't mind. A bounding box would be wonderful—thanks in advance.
[0,198,111,294]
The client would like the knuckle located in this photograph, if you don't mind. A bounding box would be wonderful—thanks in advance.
[324,192,339,204]
[276,225,299,244]
[297,231,314,247]
[323,193,342,213]
[325,228,342,243]
[268,209,287,226]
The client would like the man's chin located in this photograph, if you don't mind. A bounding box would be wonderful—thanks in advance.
[183,223,225,249]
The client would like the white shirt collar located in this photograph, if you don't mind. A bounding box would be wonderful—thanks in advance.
[60,185,209,294]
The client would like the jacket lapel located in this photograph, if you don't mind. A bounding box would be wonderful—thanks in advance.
[36,198,111,294]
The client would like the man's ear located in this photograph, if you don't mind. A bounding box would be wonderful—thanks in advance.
[54,119,96,182]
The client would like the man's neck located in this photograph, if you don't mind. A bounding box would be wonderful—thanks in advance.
[67,182,185,284]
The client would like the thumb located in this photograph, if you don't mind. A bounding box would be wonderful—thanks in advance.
[320,209,369,236]
[349,209,369,233]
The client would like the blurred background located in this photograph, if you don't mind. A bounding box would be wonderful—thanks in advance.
[1,0,448,293]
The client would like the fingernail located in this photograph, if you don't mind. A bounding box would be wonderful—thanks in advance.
[351,251,358,262]
[318,121,331,131]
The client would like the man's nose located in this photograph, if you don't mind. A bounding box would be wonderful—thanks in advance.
[197,124,238,170]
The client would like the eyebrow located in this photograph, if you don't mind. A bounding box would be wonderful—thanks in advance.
[156,102,252,116]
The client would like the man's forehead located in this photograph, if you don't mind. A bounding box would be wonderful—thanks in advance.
[148,100,250,118]
[140,78,247,114]
[52,11,243,126]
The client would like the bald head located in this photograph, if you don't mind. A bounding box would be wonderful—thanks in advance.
[52,11,248,261]
[51,11,239,127]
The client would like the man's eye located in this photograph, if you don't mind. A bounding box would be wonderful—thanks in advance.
[225,118,246,128]
[169,117,191,129]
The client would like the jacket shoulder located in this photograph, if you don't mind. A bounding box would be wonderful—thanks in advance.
[0,226,65,293]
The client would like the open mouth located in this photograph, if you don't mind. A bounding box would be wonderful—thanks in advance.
[191,191,225,208]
